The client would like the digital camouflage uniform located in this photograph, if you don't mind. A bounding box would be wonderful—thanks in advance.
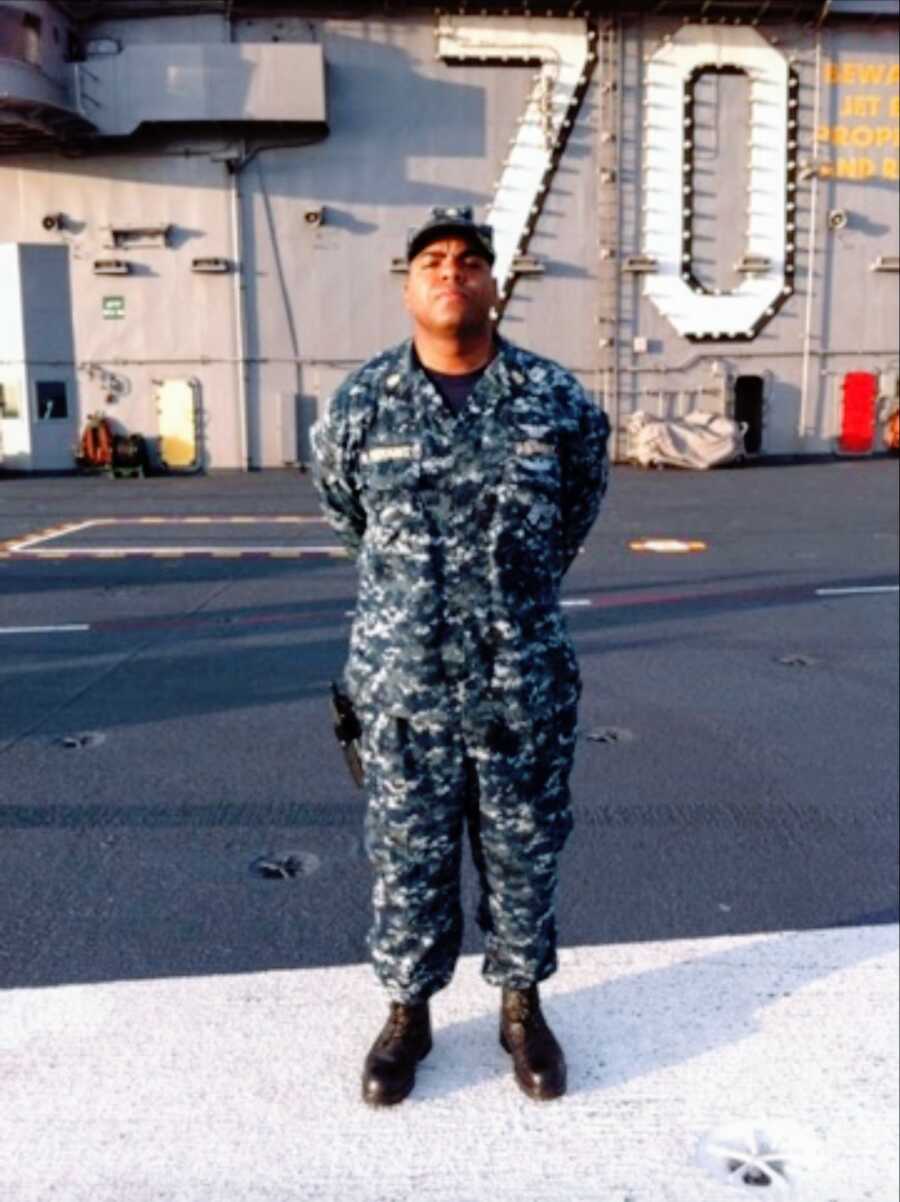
[312,336,609,1003]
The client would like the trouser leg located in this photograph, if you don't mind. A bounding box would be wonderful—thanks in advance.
[360,709,468,1003]
[462,756,493,936]
[464,700,578,989]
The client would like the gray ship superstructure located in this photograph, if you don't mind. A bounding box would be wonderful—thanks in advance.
[0,0,897,470]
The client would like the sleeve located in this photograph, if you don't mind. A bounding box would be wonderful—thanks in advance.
[310,383,367,558]
[558,386,611,576]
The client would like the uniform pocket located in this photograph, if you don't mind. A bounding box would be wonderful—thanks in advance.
[362,451,422,495]
[360,449,423,541]
[498,439,562,591]
[361,475,429,596]
[505,428,561,519]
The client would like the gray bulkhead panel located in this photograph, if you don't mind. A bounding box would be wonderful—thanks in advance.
[815,24,900,429]
[0,9,896,469]
[235,15,601,468]
[615,17,814,457]
[0,244,78,470]
[84,43,326,135]
[0,149,243,469]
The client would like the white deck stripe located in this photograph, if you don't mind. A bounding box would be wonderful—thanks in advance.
[815,585,899,596]
[1,927,896,1202]
[4,516,328,555]
[6,520,100,552]
[0,624,91,635]
[8,545,346,556]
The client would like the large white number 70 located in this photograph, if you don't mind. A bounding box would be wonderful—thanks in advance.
[436,16,594,302]
[642,25,797,341]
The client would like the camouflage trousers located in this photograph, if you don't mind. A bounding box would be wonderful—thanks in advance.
[358,697,577,1003]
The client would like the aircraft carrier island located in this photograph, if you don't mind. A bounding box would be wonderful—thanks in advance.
[0,0,897,471]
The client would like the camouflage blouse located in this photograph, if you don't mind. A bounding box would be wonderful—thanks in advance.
[312,336,610,725]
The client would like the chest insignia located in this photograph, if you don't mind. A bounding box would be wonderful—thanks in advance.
[515,440,555,457]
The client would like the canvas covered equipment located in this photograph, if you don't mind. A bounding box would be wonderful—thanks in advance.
[627,410,747,470]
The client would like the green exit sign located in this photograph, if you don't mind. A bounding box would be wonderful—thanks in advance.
[102,296,125,320]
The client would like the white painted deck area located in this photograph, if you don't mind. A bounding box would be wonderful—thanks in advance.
[2,925,897,1202]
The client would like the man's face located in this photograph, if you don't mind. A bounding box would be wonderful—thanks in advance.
[404,237,498,338]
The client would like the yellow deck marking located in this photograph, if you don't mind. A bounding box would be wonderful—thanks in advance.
[630,538,708,554]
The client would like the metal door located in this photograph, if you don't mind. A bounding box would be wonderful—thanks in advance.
[0,375,26,468]
[734,375,765,455]
[155,378,201,470]
[30,377,79,471]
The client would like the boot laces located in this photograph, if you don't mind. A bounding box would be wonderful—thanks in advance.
[387,1005,412,1037]
[385,1002,424,1042]
[506,987,540,1027]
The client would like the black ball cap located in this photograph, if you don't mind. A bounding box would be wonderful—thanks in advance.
[407,206,495,264]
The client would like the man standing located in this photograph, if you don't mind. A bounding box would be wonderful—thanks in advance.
[312,206,609,1106]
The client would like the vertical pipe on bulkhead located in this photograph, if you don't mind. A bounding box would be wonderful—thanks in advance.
[226,12,250,470]
[800,32,824,439]
[229,146,251,470]
[612,15,625,461]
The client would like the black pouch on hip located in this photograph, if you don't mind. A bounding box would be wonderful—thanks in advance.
[329,681,365,789]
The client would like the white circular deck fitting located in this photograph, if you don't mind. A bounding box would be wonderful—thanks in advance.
[250,851,321,881]
[697,1119,825,1196]
[59,731,107,750]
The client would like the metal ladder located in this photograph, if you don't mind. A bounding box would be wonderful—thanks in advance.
[593,17,622,456]
[613,20,650,461]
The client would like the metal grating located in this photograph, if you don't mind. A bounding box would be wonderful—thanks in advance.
[0,102,96,155]
[54,1,841,21]
[50,0,899,26]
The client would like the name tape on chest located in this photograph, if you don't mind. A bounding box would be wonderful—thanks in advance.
[361,440,554,466]
[515,440,556,457]
[361,444,422,465]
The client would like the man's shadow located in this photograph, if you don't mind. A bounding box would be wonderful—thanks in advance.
[412,922,898,1101]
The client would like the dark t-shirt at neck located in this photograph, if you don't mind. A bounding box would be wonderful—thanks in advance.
[413,346,490,416]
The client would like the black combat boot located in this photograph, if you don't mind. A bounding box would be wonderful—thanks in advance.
[499,985,567,1101]
[361,1001,432,1107]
